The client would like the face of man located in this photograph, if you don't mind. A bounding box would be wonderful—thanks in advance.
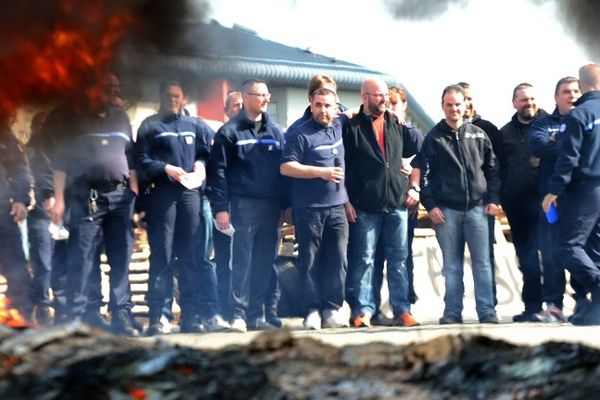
[362,80,389,116]
[555,81,581,116]
[442,90,466,126]
[161,84,185,114]
[512,87,538,122]
[310,92,337,126]
[225,96,243,118]
[463,87,475,119]
[243,82,270,118]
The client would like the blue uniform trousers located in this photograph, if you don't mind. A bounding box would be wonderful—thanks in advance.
[66,187,135,317]
[145,185,200,321]
[230,196,280,321]
[558,181,600,300]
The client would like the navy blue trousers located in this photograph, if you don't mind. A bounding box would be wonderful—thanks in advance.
[557,181,600,301]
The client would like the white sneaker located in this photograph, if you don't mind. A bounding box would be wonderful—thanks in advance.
[159,315,172,334]
[204,314,231,331]
[322,308,350,328]
[230,317,247,333]
[303,309,322,330]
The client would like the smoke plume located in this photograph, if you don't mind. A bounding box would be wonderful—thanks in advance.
[559,0,600,62]
[384,0,600,63]
[0,0,208,119]
[384,0,469,20]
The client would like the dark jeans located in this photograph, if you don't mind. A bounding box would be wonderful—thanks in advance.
[502,195,543,313]
[65,187,135,317]
[27,208,53,307]
[557,181,600,301]
[0,204,33,316]
[146,185,200,320]
[294,205,348,313]
[230,196,280,321]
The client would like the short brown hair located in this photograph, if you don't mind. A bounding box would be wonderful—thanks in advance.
[441,84,465,103]
[554,76,578,96]
[308,74,337,100]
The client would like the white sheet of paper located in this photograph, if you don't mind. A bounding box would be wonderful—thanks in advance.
[179,172,204,190]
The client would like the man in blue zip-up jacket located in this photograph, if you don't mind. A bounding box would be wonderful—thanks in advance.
[208,79,285,332]
[529,76,585,322]
[543,64,600,325]
[135,80,214,335]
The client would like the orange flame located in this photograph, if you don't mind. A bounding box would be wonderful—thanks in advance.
[0,296,27,329]
[0,0,137,119]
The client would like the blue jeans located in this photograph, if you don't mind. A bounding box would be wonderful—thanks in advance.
[294,205,348,313]
[435,206,496,319]
[347,207,410,317]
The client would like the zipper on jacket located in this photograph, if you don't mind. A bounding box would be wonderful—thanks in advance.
[454,130,470,211]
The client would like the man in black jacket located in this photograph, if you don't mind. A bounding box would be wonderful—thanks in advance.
[343,78,420,328]
[0,113,34,321]
[420,84,500,324]
[499,83,548,322]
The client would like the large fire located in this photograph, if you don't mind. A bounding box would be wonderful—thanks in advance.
[0,0,137,120]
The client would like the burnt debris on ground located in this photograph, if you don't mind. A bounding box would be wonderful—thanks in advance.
[1,322,600,399]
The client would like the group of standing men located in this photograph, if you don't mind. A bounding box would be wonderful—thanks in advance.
[3,62,600,334]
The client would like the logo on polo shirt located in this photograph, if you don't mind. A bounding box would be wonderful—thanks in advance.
[560,123,566,133]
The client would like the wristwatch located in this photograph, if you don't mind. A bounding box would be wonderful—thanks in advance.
[410,185,421,193]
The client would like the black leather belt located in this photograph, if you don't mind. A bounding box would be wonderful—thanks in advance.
[92,180,128,193]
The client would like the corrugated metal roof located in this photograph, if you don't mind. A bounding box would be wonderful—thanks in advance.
[118,20,434,130]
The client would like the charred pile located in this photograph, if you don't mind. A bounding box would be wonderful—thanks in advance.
[1,324,600,399]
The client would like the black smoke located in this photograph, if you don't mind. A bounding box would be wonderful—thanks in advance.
[384,0,600,62]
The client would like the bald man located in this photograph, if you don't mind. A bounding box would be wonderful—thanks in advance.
[543,63,600,325]
[343,78,420,328]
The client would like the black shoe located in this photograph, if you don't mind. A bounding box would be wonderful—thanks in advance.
[479,314,499,324]
[512,311,539,322]
[145,319,162,336]
[247,318,278,331]
[111,310,140,337]
[128,311,144,332]
[34,305,53,326]
[439,315,462,324]
[265,312,283,328]
[81,311,112,331]
[180,316,203,333]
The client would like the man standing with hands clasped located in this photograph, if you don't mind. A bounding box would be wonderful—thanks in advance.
[419,84,500,324]
[281,87,350,330]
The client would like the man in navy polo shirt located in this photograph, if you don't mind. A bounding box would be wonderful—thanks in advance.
[50,74,139,336]
[281,87,350,330]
